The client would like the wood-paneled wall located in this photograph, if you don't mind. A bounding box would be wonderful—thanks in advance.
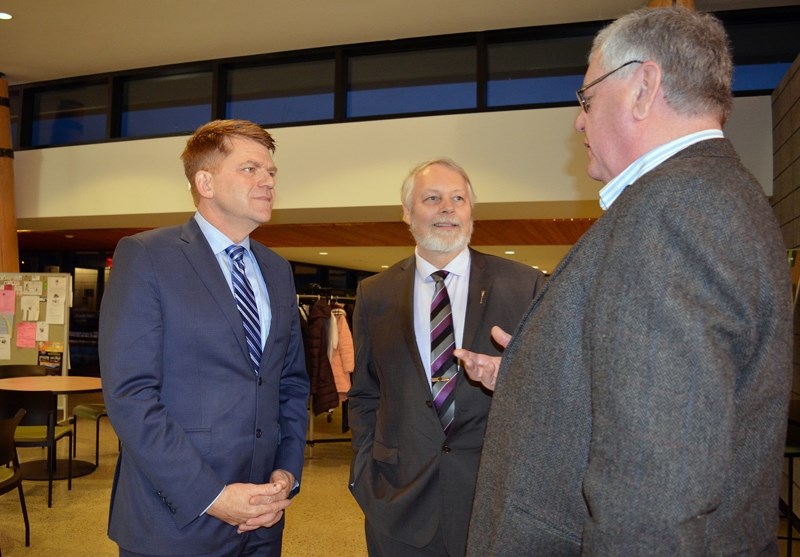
[772,55,800,398]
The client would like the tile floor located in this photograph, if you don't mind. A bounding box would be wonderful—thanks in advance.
[0,394,795,556]
[0,395,366,557]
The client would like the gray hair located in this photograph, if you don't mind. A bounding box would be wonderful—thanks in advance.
[400,158,477,211]
[591,7,733,124]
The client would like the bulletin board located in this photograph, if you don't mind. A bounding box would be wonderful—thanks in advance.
[0,273,71,374]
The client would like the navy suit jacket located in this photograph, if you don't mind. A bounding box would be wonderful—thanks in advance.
[99,218,309,554]
[349,249,544,555]
[467,139,793,556]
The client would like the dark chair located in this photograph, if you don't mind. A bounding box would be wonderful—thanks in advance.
[1,391,73,508]
[781,445,800,556]
[72,402,110,467]
[0,365,49,378]
[0,409,30,553]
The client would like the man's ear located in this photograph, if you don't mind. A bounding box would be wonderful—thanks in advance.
[402,206,411,225]
[632,61,661,120]
[194,170,214,198]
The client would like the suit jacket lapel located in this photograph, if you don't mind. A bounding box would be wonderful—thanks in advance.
[463,249,491,351]
[251,243,277,374]
[179,219,252,368]
[398,256,431,388]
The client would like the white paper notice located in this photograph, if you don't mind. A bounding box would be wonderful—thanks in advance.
[0,334,10,359]
[36,322,49,341]
[46,276,68,325]
[23,280,43,296]
[20,295,40,321]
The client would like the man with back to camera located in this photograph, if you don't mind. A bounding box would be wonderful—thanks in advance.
[456,7,792,556]
[348,158,545,556]
[99,119,310,557]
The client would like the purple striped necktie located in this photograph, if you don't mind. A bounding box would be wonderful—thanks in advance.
[226,245,262,375]
[430,270,458,434]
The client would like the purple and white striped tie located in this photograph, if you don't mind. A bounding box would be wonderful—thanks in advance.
[430,270,458,434]
[226,245,262,375]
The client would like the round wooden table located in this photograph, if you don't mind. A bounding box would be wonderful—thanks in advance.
[0,375,103,479]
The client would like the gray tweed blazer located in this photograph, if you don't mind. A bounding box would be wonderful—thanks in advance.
[468,139,792,557]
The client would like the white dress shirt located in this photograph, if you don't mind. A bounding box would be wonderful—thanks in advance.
[412,247,471,384]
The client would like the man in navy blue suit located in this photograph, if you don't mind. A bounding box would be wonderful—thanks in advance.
[100,119,310,556]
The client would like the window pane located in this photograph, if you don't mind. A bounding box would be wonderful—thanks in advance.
[9,88,19,149]
[733,63,792,93]
[227,59,335,125]
[31,84,107,146]
[488,36,592,107]
[726,19,800,64]
[121,72,212,138]
[348,47,476,117]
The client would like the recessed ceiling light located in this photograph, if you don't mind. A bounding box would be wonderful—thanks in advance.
[318,251,328,255]
[0,13,12,20]
[532,265,539,269]
[380,265,389,269]
[504,250,515,255]
[64,234,75,239]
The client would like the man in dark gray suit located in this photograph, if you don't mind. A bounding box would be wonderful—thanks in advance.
[100,120,310,556]
[458,7,792,556]
[348,158,545,556]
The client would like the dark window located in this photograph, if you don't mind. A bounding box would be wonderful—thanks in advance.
[727,18,800,64]
[8,87,19,150]
[733,62,792,93]
[487,36,593,107]
[31,83,107,146]
[121,72,212,138]
[348,47,476,117]
[226,59,335,125]
[725,15,799,93]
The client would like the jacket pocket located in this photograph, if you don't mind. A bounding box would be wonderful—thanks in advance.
[371,438,398,465]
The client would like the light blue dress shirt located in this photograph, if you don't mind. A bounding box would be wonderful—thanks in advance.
[194,212,272,346]
[598,129,725,211]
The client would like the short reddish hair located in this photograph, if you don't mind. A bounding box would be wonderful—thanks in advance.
[181,119,276,199]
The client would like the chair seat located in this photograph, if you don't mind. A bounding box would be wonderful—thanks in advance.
[0,465,18,485]
[72,403,113,468]
[0,409,31,548]
[14,424,73,444]
[73,403,107,421]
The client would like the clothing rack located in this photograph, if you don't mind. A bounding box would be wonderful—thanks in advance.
[306,402,351,458]
[298,289,355,456]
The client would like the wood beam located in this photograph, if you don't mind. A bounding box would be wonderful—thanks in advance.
[647,0,695,8]
[0,73,19,272]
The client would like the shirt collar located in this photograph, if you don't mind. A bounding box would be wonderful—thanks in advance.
[415,247,470,281]
[598,129,724,211]
[193,211,252,255]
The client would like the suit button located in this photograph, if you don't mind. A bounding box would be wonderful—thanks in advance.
[258,377,263,386]
[256,429,262,438]
[426,400,433,408]
[442,445,451,453]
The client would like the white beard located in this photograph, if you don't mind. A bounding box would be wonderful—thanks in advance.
[410,216,473,254]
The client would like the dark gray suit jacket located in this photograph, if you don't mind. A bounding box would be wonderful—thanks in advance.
[349,248,544,556]
[467,139,792,556]
[99,218,310,554]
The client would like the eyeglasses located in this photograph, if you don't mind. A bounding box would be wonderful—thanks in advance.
[576,60,643,113]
